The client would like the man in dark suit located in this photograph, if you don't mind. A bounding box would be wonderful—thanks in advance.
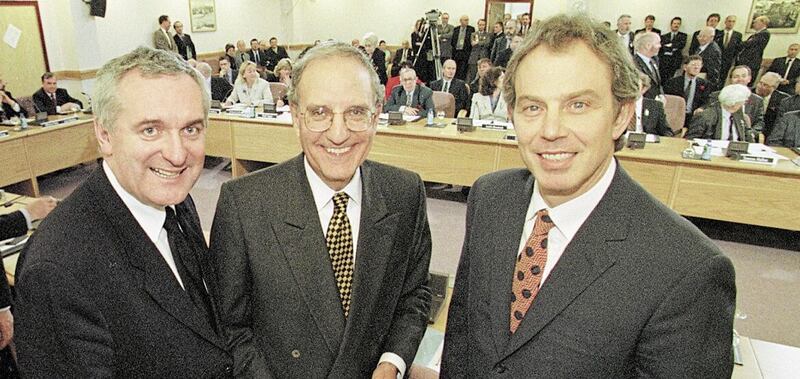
[659,17,687,80]
[391,40,415,77]
[264,37,290,72]
[633,31,664,99]
[767,43,800,95]
[767,110,800,147]
[210,41,431,379]
[494,34,523,69]
[172,21,196,60]
[720,15,743,79]
[490,20,516,63]
[14,46,233,377]
[633,14,661,35]
[686,84,754,141]
[780,82,800,114]
[696,65,765,136]
[634,73,673,136]
[693,27,723,90]
[451,15,475,80]
[385,67,435,115]
[429,59,470,116]
[218,56,238,86]
[0,196,56,355]
[32,72,83,115]
[248,38,268,68]
[441,14,735,378]
[664,55,712,126]
[690,13,724,54]
[755,72,790,137]
[736,16,771,79]
[615,14,635,54]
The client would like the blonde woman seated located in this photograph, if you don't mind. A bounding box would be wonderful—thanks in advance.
[273,58,292,86]
[225,61,282,106]
[470,67,508,122]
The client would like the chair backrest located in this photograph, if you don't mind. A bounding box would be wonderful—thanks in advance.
[663,94,686,133]
[204,58,221,75]
[17,96,36,116]
[269,82,288,102]
[432,91,455,118]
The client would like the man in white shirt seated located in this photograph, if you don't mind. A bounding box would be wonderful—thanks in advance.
[632,73,673,136]
[384,67,435,116]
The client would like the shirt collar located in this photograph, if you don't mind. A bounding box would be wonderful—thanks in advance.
[103,161,166,244]
[636,52,652,64]
[303,156,362,212]
[527,159,617,241]
[721,107,732,120]
[699,43,710,50]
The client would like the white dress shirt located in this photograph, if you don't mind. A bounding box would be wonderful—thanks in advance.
[720,108,738,141]
[634,97,644,133]
[302,158,406,378]
[103,162,184,289]
[517,160,617,285]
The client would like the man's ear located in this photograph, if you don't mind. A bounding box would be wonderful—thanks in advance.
[612,101,635,139]
[94,119,113,156]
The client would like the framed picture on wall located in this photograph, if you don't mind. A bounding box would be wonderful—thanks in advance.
[189,0,216,32]
[746,0,800,34]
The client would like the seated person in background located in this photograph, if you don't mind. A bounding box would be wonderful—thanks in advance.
[224,61,277,106]
[218,56,238,85]
[470,66,508,122]
[634,73,673,136]
[224,43,240,70]
[494,34,523,68]
[32,72,83,115]
[235,40,249,68]
[470,58,493,92]
[0,196,57,350]
[755,72,790,138]
[391,40,415,77]
[685,84,754,141]
[663,55,711,127]
[695,65,764,136]
[429,59,470,116]
[197,62,232,102]
[767,110,800,147]
[766,43,799,95]
[248,38,268,68]
[385,67,435,116]
[0,74,29,119]
[385,61,423,100]
[779,81,800,114]
[272,58,292,86]
[196,62,214,97]
[264,37,289,72]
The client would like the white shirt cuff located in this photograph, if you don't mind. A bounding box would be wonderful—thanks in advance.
[56,105,62,113]
[19,208,33,229]
[11,102,20,112]
[378,352,406,379]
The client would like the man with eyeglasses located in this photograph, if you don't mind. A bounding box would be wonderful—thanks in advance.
[385,67,435,116]
[210,41,432,379]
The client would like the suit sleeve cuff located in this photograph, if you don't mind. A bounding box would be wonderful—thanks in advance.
[379,352,406,379]
[19,208,33,229]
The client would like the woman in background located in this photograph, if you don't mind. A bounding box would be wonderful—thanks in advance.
[362,33,388,85]
[224,61,275,106]
[470,67,508,122]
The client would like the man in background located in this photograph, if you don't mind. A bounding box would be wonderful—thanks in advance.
[490,20,516,63]
[664,55,712,126]
[439,13,454,62]
[767,43,800,95]
[720,15,743,79]
[451,15,474,80]
[690,13,723,53]
[615,14,634,54]
[736,15,771,78]
[385,67,435,116]
[32,72,83,115]
[633,32,663,99]
[173,21,197,61]
[693,27,722,90]
[658,17,687,80]
[429,59,470,116]
[755,72,789,137]
[248,38,268,68]
[265,37,290,72]
[153,14,178,53]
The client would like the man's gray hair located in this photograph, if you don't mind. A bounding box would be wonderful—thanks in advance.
[196,62,212,78]
[93,46,209,131]
[633,32,658,51]
[362,32,378,47]
[288,41,383,107]
[505,20,517,28]
[718,84,751,106]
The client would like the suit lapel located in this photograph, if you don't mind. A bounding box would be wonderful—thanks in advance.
[501,166,631,359]
[87,169,224,349]
[272,156,346,355]
[487,174,534,355]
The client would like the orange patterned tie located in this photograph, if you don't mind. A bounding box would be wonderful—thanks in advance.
[510,209,555,333]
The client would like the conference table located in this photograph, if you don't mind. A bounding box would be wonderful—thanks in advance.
[0,114,98,197]
[207,113,800,231]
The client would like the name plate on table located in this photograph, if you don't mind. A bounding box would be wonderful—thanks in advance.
[456,117,476,132]
[626,132,647,149]
[0,131,8,138]
[738,154,776,165]
[256,112,278,119]
[209,109,222,115]
[388,111,405,125]
[726,141,749,158]
[262,103,277,114]
[40,115,79,128]
[481,122,509,130]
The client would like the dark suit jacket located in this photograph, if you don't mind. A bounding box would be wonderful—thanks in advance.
[429,78,470,114]
[1,90,29,118]
[248,49,269,67]
[736,29,770,76]
[0,211,27,308]
[695,42,722,89]
[767,110,800,147]
[174,33,197,60]
[658,31,687,79]
[685,102,753,141]
[441,166,736,378]
[780,94,800,114]
[391,48,416,76]
[384,84,435,113]
[264,46,289,72]
[451,25,475,55]
[494,48,512,68]
[370,48,388,85]
[663,75,712,113]
[762,89,790,137]
[720,30,743,74]
[32,87,83,115]
[641,98,674,136]
[767,56,800,94]
[707,91,765,134]
[689,29,724,54]
[14,168,233,377]
[210,155,431,378]
[490,35,510,63]
[634,54,663,99]
[211,77,233,102]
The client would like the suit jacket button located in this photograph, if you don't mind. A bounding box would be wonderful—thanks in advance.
[291,349,301,358]
[494,363,507,373]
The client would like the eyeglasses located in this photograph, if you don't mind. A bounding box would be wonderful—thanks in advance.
[299,105,376,132]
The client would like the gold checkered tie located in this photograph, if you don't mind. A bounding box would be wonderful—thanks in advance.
[326,192,355,317]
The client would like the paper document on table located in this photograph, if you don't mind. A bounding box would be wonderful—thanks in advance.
[273,112,293,124]
[474,119,514,130]
[276,105,290,113]
[692,139,788,160]
[378,113,421,122]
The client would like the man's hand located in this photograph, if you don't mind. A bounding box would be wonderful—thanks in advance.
[372,362,399,379]
[0,309,13,350]
[26,196,58,221]
[62,102,80,112]
[404,107,419,116]
[693,107,704,116]
[0,91,12,105]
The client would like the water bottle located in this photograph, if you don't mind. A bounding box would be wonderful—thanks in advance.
[20,116,28,130]
[426,108,434,125]
[701,141,712,160]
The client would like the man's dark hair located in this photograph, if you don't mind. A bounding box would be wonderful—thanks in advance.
[671,16,682,23]
[224,43,234,52]
[219,55,230,63]
[158,15,169,24]
[379,40,386,45]
[707,13,721,22]
[269,37,277,42]
[41,72,55,81]
[684,54,703,65]
[250,38,259,44]
[645,15,655,22]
